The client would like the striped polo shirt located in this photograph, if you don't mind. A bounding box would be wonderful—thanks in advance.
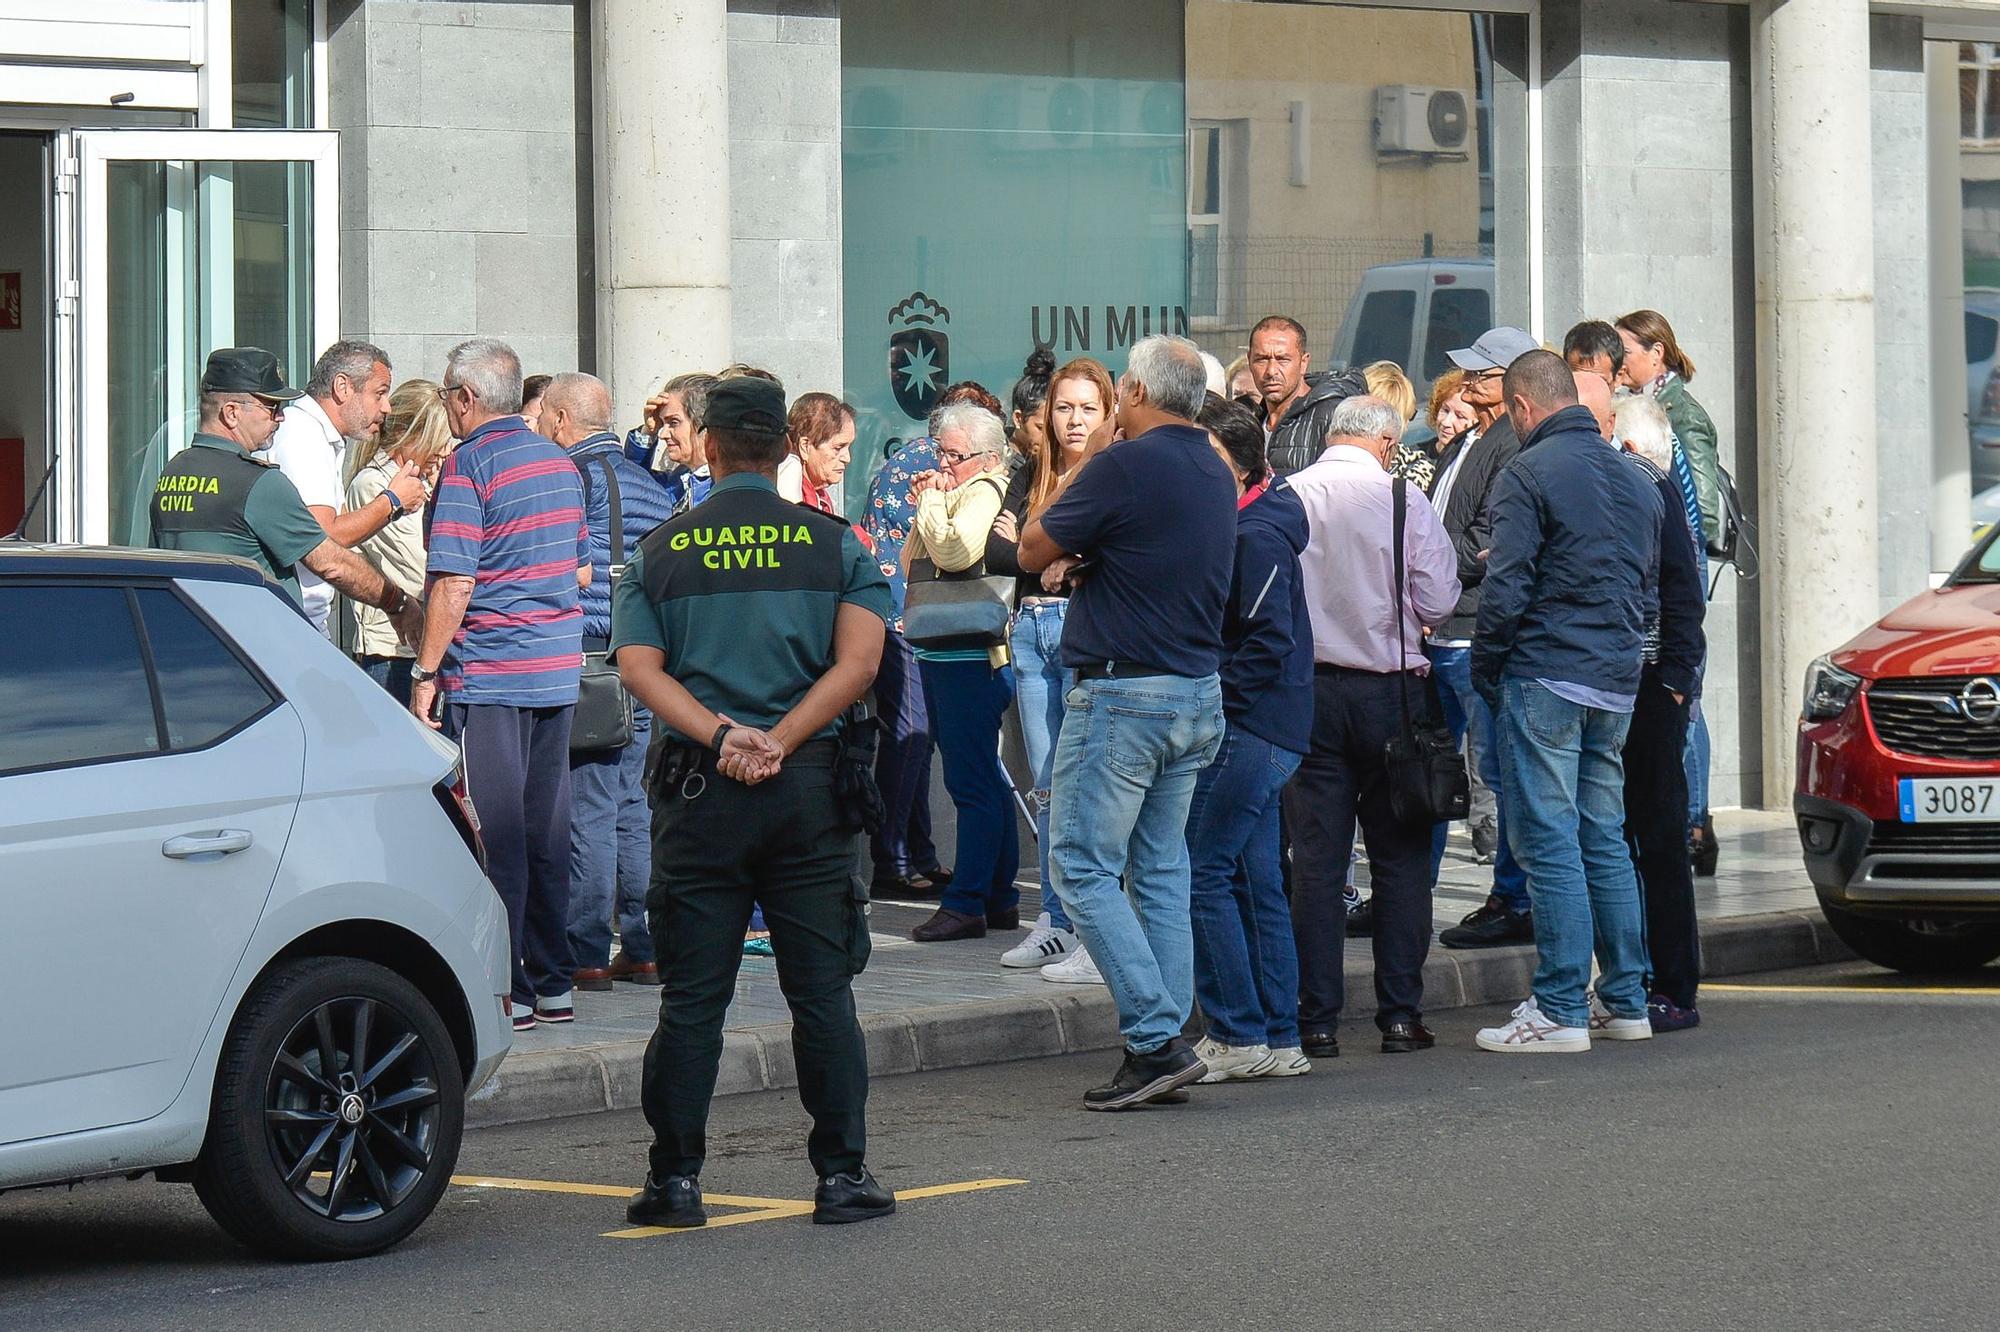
[427,416,589,707]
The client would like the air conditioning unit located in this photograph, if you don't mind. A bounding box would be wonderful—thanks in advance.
[1375,85,1472,156]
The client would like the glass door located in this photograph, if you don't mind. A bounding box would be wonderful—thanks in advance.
[58,130,338,545]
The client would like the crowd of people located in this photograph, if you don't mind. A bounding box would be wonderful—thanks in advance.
[151,302,1727,1124]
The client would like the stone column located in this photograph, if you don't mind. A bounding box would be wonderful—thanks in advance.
[1751,0,1880,800]
[1929,40,1974,576]
[592,0,732,430]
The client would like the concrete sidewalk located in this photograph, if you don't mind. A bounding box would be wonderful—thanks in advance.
[469,810,1846,1126]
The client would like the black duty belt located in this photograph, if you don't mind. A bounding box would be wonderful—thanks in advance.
[1074,660,1177,682]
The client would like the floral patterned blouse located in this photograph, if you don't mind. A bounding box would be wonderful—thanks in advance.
[863,435,939,631]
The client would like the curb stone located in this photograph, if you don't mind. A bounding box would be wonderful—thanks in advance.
[466,907,1855,1127]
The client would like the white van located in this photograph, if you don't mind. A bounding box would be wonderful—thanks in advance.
[1331,258,1496,405]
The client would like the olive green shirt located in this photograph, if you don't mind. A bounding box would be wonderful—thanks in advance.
[609,473,891,741]
[149,433,328,605]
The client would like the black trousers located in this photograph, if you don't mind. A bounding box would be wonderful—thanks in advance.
[1283,668,1436,1033]
[1624,669,1700,1007]
[643,745,870,1180]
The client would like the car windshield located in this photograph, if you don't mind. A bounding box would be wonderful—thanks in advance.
[1953,527,2000,584]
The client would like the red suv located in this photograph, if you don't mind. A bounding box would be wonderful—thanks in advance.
[1796,532,2000,972]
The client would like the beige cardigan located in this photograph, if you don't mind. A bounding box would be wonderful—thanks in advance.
[905,465,1010,667]
[346,457,428,659]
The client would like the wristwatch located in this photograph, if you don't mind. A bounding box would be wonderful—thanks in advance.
[383,488,407,520]
[710,722,734,753]
[410,664,440,685]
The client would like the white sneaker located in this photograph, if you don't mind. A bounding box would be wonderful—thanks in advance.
[1262,1046,1312,1077]
[1040,945,1104,985]
[1001,914,1075,968]
[1588,993,1655,1041]
[1474,997,1590,1053]
[1193,1036,1277,1083]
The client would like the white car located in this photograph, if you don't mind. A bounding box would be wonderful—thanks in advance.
[0,545,511,1260]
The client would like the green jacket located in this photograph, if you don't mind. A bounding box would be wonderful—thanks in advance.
[1657,376,1721,550]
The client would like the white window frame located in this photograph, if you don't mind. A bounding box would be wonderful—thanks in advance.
[59,128,339,544]
[1187,118,1240,330]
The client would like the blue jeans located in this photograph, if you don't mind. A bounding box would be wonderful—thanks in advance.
[1011,601,1073,929]
[1049,673,1225,1053]
[567,715,654,969]
[1684,698,1711,824]
[1428,644,1528,910]
[361,655,414,707]
[920,658,1021,917]
[1186,727,1303,1048]
[1495,679,1649,1029]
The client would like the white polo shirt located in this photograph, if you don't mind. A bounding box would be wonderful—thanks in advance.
[264,394,346,635]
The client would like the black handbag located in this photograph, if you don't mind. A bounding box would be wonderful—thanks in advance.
[1384,475,1471,827]
[900,476,1014,651]
[571,456,637,754]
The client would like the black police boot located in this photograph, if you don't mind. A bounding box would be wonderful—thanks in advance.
[814,1167,897,1225]
[626,1174,706,1228]
[1083,1038,1207,1112]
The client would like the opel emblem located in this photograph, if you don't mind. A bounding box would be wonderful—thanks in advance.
[338,1093,365,1125]
[1959,677,2000,724]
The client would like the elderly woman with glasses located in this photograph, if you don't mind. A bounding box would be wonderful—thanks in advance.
[902,402,1021,944]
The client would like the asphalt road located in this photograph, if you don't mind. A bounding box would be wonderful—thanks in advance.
[7,961,2000,1332]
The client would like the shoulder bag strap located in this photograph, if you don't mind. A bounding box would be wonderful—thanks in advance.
[594,455,625,575]
[1391,474,1414,739]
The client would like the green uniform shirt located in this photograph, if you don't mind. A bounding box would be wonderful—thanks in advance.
[609,472,891,742]
[149,433,327,605]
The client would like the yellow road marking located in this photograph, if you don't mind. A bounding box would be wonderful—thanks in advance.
[1703,983,2000,997]
[447,1172,1028,1240]
[450,1174,797,1209]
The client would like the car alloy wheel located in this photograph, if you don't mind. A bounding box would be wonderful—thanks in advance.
[265,994,445,1222]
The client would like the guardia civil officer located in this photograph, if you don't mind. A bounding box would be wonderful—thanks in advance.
[610,376,896,1228]
[151,347,427,643]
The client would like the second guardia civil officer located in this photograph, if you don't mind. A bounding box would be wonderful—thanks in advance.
[609,375,896,1228]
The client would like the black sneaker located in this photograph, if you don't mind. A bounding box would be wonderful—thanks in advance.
[1346,894,1374,938]
[813,1167,896,1225]
[1083,1039,1207,1111]
[626,1173,706,1228]
[1689,815,1719,877]
[1438,896,1534,950]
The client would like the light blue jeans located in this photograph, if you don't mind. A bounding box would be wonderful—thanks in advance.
[1494,679,1649,1030]
[1049,673,1225,1053]
[1011,601,1073,930]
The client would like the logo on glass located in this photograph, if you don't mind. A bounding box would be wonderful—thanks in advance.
[888,291,951,421]
[1959,677,2000,725]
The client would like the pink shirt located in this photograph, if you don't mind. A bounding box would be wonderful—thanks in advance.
[1286,443,1462,673]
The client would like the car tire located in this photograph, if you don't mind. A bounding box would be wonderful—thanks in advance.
[1819,901,2000,975]
[193,956,465,1261]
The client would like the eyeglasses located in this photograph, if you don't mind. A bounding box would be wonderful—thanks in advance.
[435,383,474,402]
[936,448,976,466]
[230,397,284,419]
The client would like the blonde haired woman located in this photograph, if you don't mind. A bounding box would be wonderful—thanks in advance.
[346,379,452,702]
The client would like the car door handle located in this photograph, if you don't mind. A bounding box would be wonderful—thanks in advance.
[162,830,254,859]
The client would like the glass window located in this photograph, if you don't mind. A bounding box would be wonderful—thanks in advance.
[1182,4,1530,408]
[234,0,314,129]
[840,0,1188,509]
[0,586,161,774]
[135,588,276,751]
[1349,289,1415,370]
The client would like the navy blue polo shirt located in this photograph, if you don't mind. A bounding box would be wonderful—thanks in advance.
[1038,422,1236,678]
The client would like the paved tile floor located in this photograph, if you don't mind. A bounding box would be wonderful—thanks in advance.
[523,809,1811,1052]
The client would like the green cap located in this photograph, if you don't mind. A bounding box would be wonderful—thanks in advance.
[705,376,788,437]
[200,347,305,401]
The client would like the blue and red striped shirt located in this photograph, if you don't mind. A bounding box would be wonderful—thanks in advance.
[427,416,589,707]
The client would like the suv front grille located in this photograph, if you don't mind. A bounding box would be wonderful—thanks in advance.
[1869,821,2000,856]
[1865,677,2000,760]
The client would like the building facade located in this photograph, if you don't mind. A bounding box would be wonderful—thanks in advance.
[6,0,2000,808]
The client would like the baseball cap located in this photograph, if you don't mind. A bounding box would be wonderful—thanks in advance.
[200,347,305,401]
[1447,327,1541,373]
[705,376,788,436]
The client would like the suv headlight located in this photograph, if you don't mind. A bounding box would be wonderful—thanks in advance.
[1802,656,1862,721]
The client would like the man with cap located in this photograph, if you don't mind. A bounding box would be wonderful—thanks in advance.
[610,374,897,1230]
[1426,326,1541,952]
[150,347,426,646]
